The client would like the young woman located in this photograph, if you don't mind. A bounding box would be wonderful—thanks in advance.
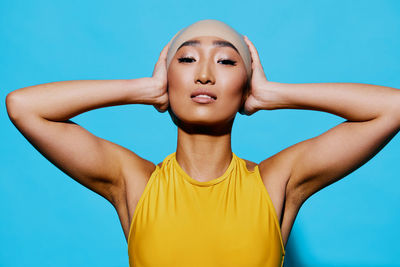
[6,19,400,267]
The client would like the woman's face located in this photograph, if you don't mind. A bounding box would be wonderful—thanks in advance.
[167,35,248,127]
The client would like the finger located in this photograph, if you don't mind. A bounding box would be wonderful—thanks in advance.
[243,36,262,68]
[164,39,172,53]
[244,36,268,80]
[243,35,260,65]
[156,40,172,66]
[153,42,171,77]
[159,42,170,61]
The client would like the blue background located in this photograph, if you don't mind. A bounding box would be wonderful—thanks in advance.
[1,0,400,266]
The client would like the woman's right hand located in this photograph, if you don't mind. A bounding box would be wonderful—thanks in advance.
[150,40,172,113]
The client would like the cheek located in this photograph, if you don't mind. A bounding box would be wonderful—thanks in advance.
[168,70,189,101]
[219,71,247,102]
[168,62,193,90]
[167,62,247,120]
[167,70,190,116]
[221,89,243,113]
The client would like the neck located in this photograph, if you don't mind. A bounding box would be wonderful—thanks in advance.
[175,121,233,183]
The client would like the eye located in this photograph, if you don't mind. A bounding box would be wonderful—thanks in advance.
[178,56,195,63]
[177,56,237,66]
[218,59,237,66]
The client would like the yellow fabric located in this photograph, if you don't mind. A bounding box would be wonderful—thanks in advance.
[128,152,285,267]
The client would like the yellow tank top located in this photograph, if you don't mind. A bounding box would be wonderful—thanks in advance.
[127,152,285,266]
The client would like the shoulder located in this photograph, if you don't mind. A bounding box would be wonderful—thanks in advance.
[257,143,304,198]
[120,155,157,189]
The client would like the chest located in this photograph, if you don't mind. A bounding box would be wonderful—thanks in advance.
[127,171,285,266]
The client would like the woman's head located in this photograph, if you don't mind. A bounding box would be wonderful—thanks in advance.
[166,20,252,80]
[166,19,252,129]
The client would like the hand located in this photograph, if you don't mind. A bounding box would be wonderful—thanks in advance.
[240,35,273,116]
[151,40,172,113]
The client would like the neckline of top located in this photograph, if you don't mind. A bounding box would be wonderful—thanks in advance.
[172,152,237,187]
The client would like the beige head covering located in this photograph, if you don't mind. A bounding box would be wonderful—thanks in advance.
[166,19,252,80]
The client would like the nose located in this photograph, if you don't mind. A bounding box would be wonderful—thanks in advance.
[195,59,215,85]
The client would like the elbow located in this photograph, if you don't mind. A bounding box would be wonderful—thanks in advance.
[6,91,30,122]
[380,91,400,124]
[5,92,18,119]
[391,94,400,125]
[397,93,400,124]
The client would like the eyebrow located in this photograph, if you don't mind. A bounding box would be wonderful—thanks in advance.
[176,39,239,53]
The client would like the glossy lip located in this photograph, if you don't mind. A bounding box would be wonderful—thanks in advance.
[190,88,217,100]
[191,95,216,104]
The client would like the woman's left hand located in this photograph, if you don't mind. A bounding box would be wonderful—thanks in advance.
[240,35,276,115]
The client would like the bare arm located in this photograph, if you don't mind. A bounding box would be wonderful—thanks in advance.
[262,81,400,203]
[5,77,166,206]
[255,82,400,245]
[5,40,174,242]
[5,39,172,211]
[243,35,400,204]
[242,35,400,245]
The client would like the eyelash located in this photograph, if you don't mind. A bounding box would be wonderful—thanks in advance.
[178,56,237,66]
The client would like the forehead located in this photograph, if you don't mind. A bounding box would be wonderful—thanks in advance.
[176,36,239,54]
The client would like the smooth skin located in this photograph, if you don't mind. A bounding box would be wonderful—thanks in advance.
[6,34,400,249]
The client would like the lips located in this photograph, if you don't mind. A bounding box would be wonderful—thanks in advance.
[190,88,217,100]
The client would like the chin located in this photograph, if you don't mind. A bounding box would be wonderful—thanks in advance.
[169,99,239,127]
[177,110,236,127]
